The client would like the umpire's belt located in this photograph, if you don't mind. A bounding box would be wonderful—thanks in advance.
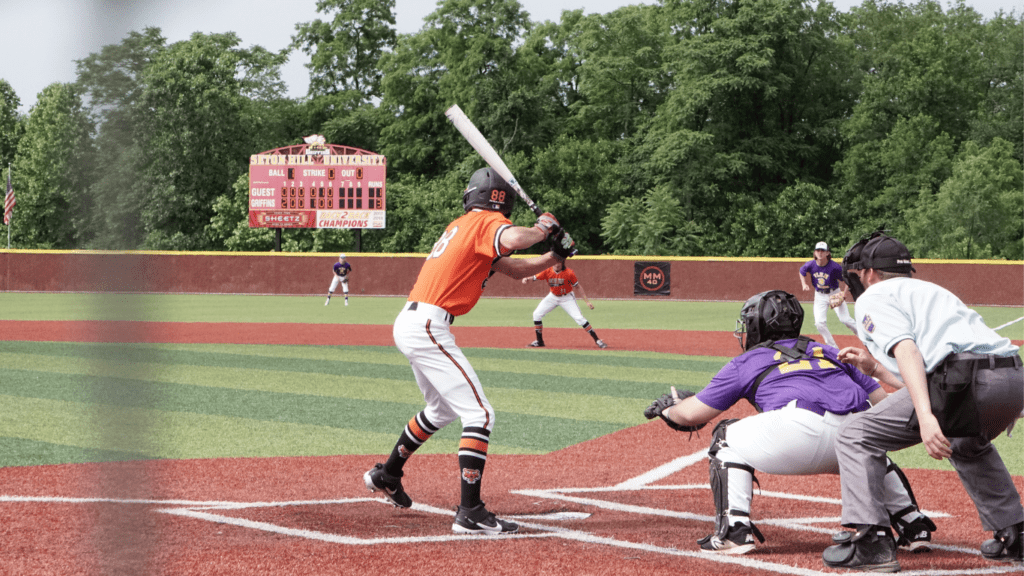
[929,352,1021,382]
[406,301,455,325]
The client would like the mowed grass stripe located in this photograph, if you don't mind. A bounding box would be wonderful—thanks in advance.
[0,394,440,459]
[0,341,721,389]
[0,352,649,424]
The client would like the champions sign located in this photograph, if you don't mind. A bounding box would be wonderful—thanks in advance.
[248,137,386,229]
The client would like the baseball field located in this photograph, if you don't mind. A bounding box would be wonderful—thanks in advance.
[1,292,1022,575]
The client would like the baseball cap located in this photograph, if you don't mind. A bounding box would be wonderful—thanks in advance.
[339,253,347,259]
[859,235,915,273]
[814,241,829,251]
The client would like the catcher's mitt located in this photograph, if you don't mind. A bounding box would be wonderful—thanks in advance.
[644,388,707,433]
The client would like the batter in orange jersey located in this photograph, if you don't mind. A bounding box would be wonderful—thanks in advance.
[522,261,606,349]
[363,167,576,536]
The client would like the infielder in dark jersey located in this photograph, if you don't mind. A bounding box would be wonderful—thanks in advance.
[326,253,351,306]
[363,167,576,535]
[651,290,933,555]
[799,241,857,347]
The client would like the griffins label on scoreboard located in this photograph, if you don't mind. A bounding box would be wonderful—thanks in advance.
[248,139,386,230]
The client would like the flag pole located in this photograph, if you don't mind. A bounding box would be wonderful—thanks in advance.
[6,163,10,249]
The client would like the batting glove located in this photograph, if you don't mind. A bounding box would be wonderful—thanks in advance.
[533,212,561,239]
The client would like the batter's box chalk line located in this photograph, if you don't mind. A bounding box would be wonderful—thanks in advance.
[0,449,1017,576]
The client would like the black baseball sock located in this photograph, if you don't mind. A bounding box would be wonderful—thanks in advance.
[384,412,438,477]
[458,427,490,508]
[583,322,600,342]
[534,321,544,345]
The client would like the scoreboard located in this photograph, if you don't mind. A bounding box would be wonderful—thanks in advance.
[248,141,386,229]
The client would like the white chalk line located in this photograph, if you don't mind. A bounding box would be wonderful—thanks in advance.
[0,449,1016,575]
[992,316,1024,331]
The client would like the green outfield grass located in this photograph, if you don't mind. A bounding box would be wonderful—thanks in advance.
[0,292,1020,475]
[2,292,1022,337]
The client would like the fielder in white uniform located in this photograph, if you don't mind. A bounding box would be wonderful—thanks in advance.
[522,262,606,348]
[799,241,857,347]
[649,290,933,555]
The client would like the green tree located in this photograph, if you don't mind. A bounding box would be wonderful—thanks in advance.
[292,0,397,99]
[372,172,464,253]
[135,32,287,250]
[835,0,999,230]
[601,187,700,255]
[0,79,23,171]
[904,138,1023,260]
[377,0,542,176]
[745,182,855,257]
[563,4,672,141]
[10,83,96,248]
[640,0,857,255]
[75,28,167,249]
[292,0,397,156]
[967,11,1024,162]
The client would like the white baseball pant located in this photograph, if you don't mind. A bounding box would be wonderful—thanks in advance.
[532,292,588,326]
[330,275,349,294]
[393,301,494,432]
[813,289,857,348]
[715,401,917,523]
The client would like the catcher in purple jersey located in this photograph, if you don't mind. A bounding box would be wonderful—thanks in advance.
[644,291,934,555]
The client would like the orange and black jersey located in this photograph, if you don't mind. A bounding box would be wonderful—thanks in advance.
[536,267,579,297]
[407,210,513,317]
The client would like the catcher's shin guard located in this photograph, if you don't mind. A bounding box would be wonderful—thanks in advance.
[705,419,764,545]
[885,459,936,552]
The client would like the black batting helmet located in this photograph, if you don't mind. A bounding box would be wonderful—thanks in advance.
[463,167,516,217]
[734,290,805,351]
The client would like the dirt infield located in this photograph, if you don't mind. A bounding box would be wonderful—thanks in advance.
[2,424,1021,576]
[0,320,871,355]
[1,321,1021,576]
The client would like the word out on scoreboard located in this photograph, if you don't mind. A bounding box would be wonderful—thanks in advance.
[248,138,386,229]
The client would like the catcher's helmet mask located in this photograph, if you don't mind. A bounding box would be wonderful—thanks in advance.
[841,231,915,301]
[463,167,516,217]
[734,290,805,351]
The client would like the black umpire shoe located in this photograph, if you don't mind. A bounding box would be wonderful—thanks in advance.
[823,525,900,573]
[363,463,412,508]
[452,503,519,535]
[981,522,1024,563]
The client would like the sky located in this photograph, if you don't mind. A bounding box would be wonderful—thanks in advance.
[0,0,1018,114]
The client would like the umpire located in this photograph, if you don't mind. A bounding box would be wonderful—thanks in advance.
[823,232,1023,571]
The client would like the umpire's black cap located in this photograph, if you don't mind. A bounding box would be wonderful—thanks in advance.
[858,234,915,274]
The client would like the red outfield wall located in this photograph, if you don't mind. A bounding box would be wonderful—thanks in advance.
[1,250,1021,305]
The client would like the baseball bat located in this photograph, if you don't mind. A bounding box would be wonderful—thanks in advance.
[444,104,542,216]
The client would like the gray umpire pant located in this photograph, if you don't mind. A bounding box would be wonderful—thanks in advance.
[835,359,1024,531]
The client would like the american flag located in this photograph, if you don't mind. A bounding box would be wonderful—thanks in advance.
[3,169,13,226]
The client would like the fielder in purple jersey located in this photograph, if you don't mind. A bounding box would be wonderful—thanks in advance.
[800,241,858,347]
[646,290,934,555]
[326,253,351,306]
